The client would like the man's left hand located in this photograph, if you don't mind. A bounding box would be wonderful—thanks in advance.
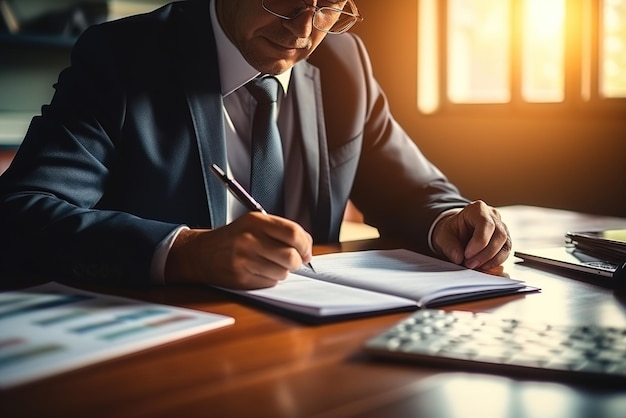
[431,201,512,271]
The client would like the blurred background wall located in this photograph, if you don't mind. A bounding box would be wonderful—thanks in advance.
[1,0,625,217]
[351,0,626,217]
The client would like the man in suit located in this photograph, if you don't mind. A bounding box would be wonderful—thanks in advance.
[0,0,511,289]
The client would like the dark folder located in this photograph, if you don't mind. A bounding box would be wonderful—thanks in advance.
[514,228,626,285]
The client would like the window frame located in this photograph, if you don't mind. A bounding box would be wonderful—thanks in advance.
[418,0,626,117]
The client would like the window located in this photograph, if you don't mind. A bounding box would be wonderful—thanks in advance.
[417,0,626,114]
[601,0,626,97]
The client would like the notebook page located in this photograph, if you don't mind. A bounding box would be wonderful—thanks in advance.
[223,273,417,317]
[305,249,526,306]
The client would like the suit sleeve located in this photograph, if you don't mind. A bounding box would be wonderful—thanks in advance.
[315,34,470,253]
[0,25,181,285]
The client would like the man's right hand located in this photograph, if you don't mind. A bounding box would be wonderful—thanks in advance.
[163,212,313,289]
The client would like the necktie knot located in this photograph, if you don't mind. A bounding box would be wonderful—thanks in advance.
[246,76,280,105]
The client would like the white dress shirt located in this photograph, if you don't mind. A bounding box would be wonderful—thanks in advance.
[211,1,309,227]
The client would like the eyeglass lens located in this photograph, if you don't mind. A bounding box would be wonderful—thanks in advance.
[262,0,358,33]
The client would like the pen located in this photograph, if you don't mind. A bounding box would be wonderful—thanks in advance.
[210,164,315,272]
[210,164,267,215]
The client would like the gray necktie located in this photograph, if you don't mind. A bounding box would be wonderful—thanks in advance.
[246,76,285,216]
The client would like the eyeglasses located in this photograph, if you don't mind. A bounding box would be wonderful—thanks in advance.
[261,0,364,34]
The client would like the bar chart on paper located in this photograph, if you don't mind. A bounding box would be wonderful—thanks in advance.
[0,282,234,388]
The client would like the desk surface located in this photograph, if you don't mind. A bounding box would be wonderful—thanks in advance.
[2,206,626,418]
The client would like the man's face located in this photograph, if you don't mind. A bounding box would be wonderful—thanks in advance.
[216,0,330,75]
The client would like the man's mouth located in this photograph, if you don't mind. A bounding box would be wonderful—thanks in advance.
[266,37,312,51]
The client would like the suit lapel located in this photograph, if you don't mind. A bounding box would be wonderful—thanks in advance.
[292,62,334,242]
[174,2,227,228]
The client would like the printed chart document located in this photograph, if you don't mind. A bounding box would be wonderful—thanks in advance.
[222,249,537,322]
[0,282,234,389]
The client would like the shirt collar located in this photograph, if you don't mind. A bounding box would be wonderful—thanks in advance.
[209,0,292,97]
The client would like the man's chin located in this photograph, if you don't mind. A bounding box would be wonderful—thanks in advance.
[251,57,298,75]
[248,40,310,73]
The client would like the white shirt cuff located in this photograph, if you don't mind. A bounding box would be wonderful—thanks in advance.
[150,225,190,285]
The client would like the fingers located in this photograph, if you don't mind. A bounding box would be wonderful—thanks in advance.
[164,213,313,290]
[466,226,512,271]
[433,201,512,271]
[222,213,313,287]
[257,213,313,267]
[462,203,511,270]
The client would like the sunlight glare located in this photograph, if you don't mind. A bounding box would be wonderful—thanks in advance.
[522,0,565,102]
[601,0,626,97]
[524,0,565,39]
[447,0,510,103]
[417,0,440,113]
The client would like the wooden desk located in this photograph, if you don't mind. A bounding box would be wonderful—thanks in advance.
[2,206,626,418]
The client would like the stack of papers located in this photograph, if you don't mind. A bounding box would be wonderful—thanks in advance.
[0,282,234,389]
[566,229,626,262]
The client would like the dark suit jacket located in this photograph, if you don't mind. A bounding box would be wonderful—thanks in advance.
[0,1,468,284]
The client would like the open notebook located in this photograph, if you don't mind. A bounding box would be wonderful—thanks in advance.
[220,249,537,323]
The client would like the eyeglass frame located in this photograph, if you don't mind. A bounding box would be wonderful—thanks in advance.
[261,0,364,34]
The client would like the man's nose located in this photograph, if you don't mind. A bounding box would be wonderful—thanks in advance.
[282,7,315,37]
